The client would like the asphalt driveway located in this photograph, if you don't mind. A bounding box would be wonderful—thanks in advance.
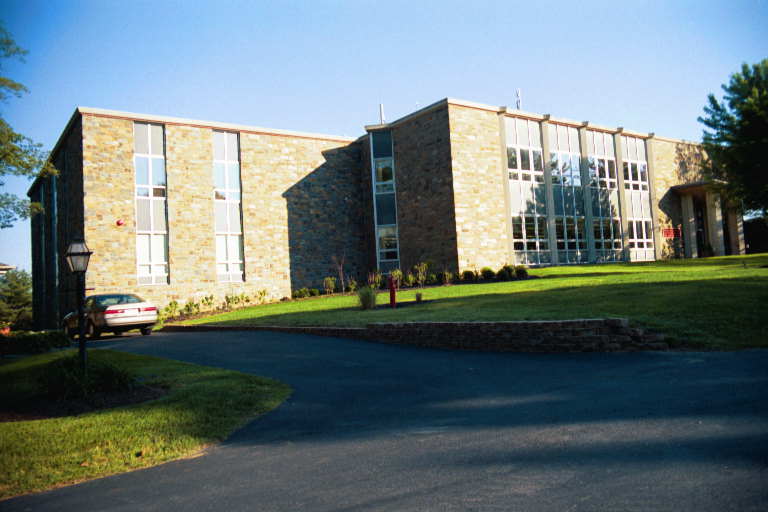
[5,331,768,511]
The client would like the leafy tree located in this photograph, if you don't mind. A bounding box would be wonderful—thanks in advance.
[0,23,54,229]
[698,59,768,216]
[0,269,33,329]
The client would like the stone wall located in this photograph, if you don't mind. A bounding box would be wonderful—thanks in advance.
[392,104,459,272]
[447,104,510,271]
[76,112,366,313]
[648,138,705,259]
[166,318,668,352]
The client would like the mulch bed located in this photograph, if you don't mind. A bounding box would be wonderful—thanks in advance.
[0,385,168,423]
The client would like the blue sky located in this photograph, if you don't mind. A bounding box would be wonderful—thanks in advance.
[2,0,767,270]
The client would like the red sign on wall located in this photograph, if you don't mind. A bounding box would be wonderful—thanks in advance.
[663,228,681,239]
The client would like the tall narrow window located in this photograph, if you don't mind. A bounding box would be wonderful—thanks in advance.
[213,131,244,282]
[549,124,587,263]
[134,122,169,285]
[586,130,623,262]
[505,117,548,265]
[370,130,399,273]
[621,135,654,261]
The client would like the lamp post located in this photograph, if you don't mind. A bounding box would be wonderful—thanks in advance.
[65,240,92,372]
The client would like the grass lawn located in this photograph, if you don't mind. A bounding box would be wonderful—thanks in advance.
[181,254,768,349]
[0,349,291,499]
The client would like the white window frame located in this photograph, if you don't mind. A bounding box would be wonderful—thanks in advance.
[370,131,400,272]
[621,136,654,261]
[213,131,244,282]
[550,124,587,264]
[134,122,169,285]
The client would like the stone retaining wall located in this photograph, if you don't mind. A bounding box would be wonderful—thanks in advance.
[164,318,668,352]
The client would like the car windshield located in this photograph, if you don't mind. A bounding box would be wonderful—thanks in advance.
[90,294,144,307]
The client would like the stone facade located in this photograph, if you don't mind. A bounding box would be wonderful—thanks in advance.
[29,98,745,329]
[391,104,458,272]
[447,104,510,271]
[166,318,669,352]
[648,137,706,259]
[31,109,367,328]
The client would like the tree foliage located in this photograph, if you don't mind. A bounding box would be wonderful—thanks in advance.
[698,59,768,215]
[0,23,54,229]
[0,269,33,329]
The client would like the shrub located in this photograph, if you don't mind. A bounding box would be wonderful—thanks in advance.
[256,289,268,304]
[200,295,215,309]
[323,276,337,295]
[1,330,70,356]
[309,288,320,297]
[496,265,514,281]
[390,269,403,289]
[357,286,377,310]
[292,288,310,299]
[164,300,179,318]
[439,270,454,285]
[426,273,437,285]
[183,299,201,316]
[415,292,423,303]
[515,265,529,279]
[414,262,428,288]
[403,272,415,288]
[480,267,496,281]
[367,271,382,290]
[461,270,477,282]
[347,279,358,293]
[40,355,135,402]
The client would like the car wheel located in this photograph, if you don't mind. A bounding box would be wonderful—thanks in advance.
[140,327,152,336]
[87,321,101,340]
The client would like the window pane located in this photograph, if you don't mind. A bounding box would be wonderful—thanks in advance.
[529,121,541,148]
[151,234,167,263]
[637,139,646,161]
[553,185,564,216]
[214,131,226,160]
[137,199,151,231]
[216,235,227,262]
[137,187,150,197]
[152,200,166,231]
[135,156,149,185]
[137,234,150,263]
[227,235,241,262]
[228,163,241,189]
[152,188,165,197]
[532,150,542,171]
[574,188,584,216]
[639,163,648,183]
[571,155,581,184]
[378,226,398,249]
[568,127,579,154]
[150,125,164,156]
[371,131,392,158]
[623,162,630,181]
[507,147,518,169]
[516,119,529,147]
[504,117,517,146]
[215,202,228,231]
[606,134,615,158]
[376,159,393,183]
[511,217,522,239]
[229,203,241,232]
[376,193,397,225]
[520,150,530,171]
[226,133,238,161]
[134,123,149,154]
[214,162,226,189]
[509,182,522,213]
[152,158,166,186]
[534,185,546,214]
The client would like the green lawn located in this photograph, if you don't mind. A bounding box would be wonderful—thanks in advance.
[181,254,768,349]
[0,349,291,499]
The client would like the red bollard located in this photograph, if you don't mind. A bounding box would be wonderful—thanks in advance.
[388,275,397,309]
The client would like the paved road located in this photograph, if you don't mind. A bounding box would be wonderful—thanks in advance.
[5,331,768,511]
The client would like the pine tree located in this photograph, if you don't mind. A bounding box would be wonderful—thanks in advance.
[698,59,768,216]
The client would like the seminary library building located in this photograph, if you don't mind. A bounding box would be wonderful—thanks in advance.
[28,97,745,329]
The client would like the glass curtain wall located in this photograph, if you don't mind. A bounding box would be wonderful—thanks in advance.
[586,130,623,261]
[549,124,587,263]
[505,117,549,264]
[134,122,169,285]
[213,131,244,282]
[622,135,654,261]
[370,130,400,273]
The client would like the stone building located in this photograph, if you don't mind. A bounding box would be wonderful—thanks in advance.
[29,98,745,328]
